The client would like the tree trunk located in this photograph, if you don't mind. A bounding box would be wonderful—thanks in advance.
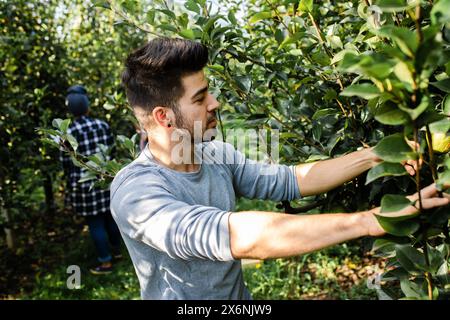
[43,171,55,215]
[1,205,15,250]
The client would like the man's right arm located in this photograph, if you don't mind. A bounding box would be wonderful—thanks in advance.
[229,183,450,260]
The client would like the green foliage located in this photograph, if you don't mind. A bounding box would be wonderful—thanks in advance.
[1,0,144,221]
[3,0,450,300]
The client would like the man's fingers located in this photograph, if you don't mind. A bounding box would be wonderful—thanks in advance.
[402,159,421,176]
[408,166,415,175]
[417,183,450,200]
[411,183,440,200]
[421,197,450,210]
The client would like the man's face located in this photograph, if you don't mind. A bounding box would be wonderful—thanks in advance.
[174,70,220,142]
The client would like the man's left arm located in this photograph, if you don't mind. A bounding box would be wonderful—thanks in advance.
[295,147,416,197]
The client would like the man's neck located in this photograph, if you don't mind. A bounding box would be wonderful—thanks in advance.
[147,136,200,173]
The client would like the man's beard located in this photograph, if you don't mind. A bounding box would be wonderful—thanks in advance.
[175,116,217,143]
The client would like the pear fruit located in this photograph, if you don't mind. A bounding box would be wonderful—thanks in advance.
[431,133,450,154]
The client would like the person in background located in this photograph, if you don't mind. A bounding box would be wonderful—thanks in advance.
[60,85,122,275]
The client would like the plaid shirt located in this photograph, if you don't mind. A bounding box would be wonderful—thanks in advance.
[60,116,115,216]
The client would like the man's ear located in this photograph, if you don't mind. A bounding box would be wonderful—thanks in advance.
[152,106,174,128]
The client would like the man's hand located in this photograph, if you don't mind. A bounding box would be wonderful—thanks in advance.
[364,183,450,237]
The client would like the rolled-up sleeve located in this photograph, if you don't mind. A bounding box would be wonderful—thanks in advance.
[111,176,234,262]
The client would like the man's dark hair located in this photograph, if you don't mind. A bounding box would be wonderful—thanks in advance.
[122,37,209,129]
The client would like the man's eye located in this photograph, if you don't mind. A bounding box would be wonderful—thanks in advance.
[195,97,205,103]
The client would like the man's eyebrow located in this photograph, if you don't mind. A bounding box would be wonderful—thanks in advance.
[191,86,208,100]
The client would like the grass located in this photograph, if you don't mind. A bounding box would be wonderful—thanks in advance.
[243,246,383,300]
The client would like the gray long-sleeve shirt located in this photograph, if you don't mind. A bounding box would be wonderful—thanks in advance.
[110,140,301,299]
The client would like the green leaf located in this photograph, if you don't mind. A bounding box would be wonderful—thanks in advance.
[339,53,395,79]
[71,157,83,168]
[393,61,414,87]
[396,244,428,274]
[235,76,251,93]
[157,24,178,33]
[105,160,123,175]
[400,278,423,299]
[429,118,450,134]
[431,0,450,25]
[103,102,116,111]
[340,83,381,100]
[41,138,60,149]
[375,216,420,236]
[184,0,201,14]
[373,133,415,162]
[78,171,97,184]
[52,118,63,130]
[298,0,313,13]
[376,0,418,13]
[323,89,337,101]
[36,128,60,137]
[118,135,135,152]
[331,49,359,65]
[59,119,71,133]
[338,52,362,71]
[372,238,396,253]
[312,108,337,120]
[327,35,343,50]
[377,26,418,57]
[179,29,196,40]
[228,11,237,25]
[427,244,445,275]
[372,236,410,253]
[208,64,224,72]
[366,162,408,185]
[158,9,176,20]
[398,95,431,120]
[202,15,222,34]
[249,12,272,24]
[443,95,450,115]
[275,29,285,45]
[437,170,450,189]
[146,10,155,24]
[279,32,307,49]
[87,153,104,166]
[91,0,111,9]
[374,103,410,125]
[430,78,450,93]
[380,194,413,213]
[66,134,78,152]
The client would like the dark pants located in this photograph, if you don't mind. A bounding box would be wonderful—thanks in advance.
[85,211,121,263]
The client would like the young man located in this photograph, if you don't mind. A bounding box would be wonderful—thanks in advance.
[61,85,122,275]
[110,38,450,299]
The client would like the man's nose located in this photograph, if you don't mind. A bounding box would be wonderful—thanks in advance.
[207,93,220,112]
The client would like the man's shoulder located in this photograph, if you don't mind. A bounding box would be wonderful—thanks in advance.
[200,140,239,165]
[110,155,162,198]
[204,139,235,151]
